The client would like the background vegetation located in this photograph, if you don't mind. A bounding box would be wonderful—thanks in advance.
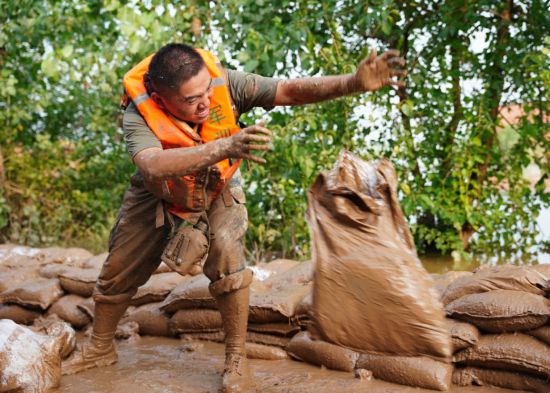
[1,0,548,262]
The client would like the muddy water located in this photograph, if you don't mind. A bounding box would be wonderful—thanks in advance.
[54,337,524,393]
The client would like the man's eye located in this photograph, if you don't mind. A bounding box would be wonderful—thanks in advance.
[186,99,197,104]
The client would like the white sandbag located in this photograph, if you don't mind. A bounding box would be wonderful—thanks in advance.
[0,319,75,392]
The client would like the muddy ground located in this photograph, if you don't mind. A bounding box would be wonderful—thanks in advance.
[55,336,523,393]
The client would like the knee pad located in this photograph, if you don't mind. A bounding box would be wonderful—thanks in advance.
[208,268,253,297]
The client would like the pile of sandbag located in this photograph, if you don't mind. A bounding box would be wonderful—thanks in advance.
[442,265,550,392]
[293,151,454,391]
[0,244,186,335]
[154,258,311,359]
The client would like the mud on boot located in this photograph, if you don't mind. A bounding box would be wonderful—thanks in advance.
[221,352,253,393]
[61,339,118,375]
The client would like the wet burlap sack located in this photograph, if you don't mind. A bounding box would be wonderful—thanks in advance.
[160,275,216,312]
[180,330,225,343]
[0,304,41,325]
[76,296,95,321]
[169,308,223,334]
[453,367,549,393]
[0,278,64,310]
[81,252,107,270]
[454,333,550,377]
[432,271,473,297]
[39,263,72,279]
[532,264,550,278]
[59,267,99,297]
[249,282,312,324]
[245,342,289,360]
[33,247,92,266]
[527,325,550,346]
[442,265,548,306]
[0,267,40,292]
[0,319,75,393]
[306,151,450,358]
[446,290,550,333]
[356,353,453,391]
[47,294,91,329]
[130,272,189,306]
[250,259,301,282]
[446,319,480,353]
[248,323,301,337]
[246,331,290,348]
[286,331,359,372]
[121,302,172,337]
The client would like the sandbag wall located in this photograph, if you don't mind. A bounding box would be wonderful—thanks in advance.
[439,265,550,392]
[0,244,313,361]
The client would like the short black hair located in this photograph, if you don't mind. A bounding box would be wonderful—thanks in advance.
[145,43,205,95]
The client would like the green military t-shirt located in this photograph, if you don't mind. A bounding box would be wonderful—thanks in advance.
[123,69,279,158]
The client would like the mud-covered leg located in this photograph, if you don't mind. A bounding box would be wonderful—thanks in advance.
[204,190,253,393]
[62,173,170,375]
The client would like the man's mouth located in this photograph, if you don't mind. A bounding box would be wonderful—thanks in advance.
[196,109,209,119]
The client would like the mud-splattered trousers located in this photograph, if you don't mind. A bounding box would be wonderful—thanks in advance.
[92,171,250,304]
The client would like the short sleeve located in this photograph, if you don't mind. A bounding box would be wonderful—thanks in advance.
[122,102,162,158]
[226,70,279,115]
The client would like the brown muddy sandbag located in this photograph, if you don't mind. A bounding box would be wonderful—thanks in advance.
[307,152,450,358]
[250,259,300,283]
[248,323,301,337]
[356,353,453,391]
[246,331,290,348]
[0,278,64,310]
[59,267,99,297]
[531,264,550,279]
[131,272,189,306]
[160,275,216,312]
[34,247,93,266]
[81,252,108,270]
[454,333,550,377]
[0,319,75,392]
[526,325,550,346]
[286,331,358,372]
[121,302,172,337]
[39,263,72,279]
[179,330,225,343]
[169,308,223,334]
[0,304,41,325]
[432,271,473,296]
[246,342,289,360]
[442,265,548,306]
[261,260,313,289]
[0,267,40,292]
[453,366,550,393]
[47,294,91,329]
[249,282,312,324]
[446,290,550,333]
[446,318,480,353]
[76,296,95,320]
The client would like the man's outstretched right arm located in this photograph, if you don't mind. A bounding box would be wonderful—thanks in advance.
[133,124,271,182]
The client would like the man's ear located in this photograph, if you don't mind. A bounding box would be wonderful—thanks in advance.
[150,91,165,109]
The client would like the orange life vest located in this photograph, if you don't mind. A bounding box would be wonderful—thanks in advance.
[123,49,241,222]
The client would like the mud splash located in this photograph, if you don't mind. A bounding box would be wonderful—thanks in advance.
[54,336,526,393]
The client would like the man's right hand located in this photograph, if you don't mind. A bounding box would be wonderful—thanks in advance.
[224,124,272,164]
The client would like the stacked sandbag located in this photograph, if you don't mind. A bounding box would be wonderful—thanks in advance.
[445,265,550,391]
[304,152,452,390]
[161,259,309,359]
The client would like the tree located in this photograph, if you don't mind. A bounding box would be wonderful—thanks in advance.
[1,0,548,261]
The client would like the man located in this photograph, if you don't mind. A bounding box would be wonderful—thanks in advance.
[63,43,405,392]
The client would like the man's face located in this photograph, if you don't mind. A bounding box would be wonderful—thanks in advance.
[152,66,214,124]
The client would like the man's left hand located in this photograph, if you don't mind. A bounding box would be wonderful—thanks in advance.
[353,49,406,92]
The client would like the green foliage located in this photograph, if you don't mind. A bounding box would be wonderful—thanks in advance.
[1,1,548,261]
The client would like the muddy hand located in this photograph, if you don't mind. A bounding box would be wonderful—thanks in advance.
[353,49,406,92]
[225,123,272,164]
